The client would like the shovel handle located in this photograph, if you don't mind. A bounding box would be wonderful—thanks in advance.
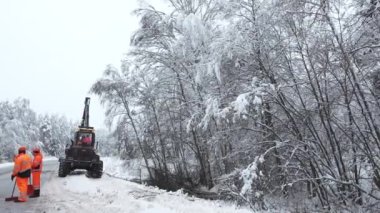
[11,180,16,198]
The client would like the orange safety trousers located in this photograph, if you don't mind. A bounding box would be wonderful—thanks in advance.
[32,153,43,190]
[32,171,41,190]
[16,177,29,202]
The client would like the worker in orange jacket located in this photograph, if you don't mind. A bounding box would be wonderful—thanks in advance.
[12,146,32,202]
[30,147,43,197]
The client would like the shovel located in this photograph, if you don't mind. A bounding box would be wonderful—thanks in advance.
[5,181,17,201]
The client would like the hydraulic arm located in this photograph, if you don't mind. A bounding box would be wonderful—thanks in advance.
[80,97,90,128]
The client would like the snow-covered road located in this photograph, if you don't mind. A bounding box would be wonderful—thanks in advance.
[0,157,59,213]
[1,159,252,213]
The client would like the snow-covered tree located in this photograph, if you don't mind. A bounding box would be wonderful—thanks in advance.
[0,98,75,160]
[0,98,39,159]
[92,0,380,210]
[38,114,75,157]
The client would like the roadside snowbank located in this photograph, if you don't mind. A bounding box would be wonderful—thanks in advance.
[0,162,13,170]
[44,156,58,161]
[0,156,57,174]
[102,156,146,180]
[35,173,253,213]
[0,156,57,165]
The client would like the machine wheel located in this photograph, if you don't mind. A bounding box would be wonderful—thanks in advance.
[58,161,69,177]
[88,161,103,178]
[93,160,103,178]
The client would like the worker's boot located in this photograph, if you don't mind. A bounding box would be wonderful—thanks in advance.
[14,199,26,203]
[29,189,40,198]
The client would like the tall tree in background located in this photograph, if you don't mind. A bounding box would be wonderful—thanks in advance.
[91,64,154,180]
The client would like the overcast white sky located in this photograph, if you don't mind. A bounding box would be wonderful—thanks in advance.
[0,0,168,129]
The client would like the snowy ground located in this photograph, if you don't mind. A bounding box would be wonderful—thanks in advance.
[102,157,145,180]
[1,156,254,213]
[27,172,253,213]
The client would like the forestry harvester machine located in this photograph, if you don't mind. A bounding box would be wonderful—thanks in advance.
[58,97,103,178]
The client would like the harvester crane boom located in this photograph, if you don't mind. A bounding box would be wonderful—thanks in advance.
[80,97,90,128]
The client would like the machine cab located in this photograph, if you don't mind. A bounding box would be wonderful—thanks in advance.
[73,127,95,147]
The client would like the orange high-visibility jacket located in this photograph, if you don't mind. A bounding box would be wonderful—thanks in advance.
[32,153,43,172]
[13,153,32,177]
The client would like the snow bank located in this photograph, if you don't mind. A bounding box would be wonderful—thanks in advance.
[38,174,253,213]
[0,156,58,176]
[102,156,147,181]
[0,162,13,170]
[44,156,58,161]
